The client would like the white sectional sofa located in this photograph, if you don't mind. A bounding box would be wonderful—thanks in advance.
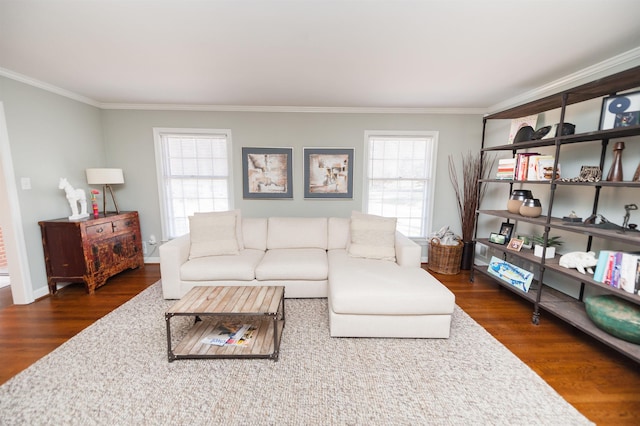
[159,211,456,338]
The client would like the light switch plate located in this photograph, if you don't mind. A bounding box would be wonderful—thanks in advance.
[21,177,31,190]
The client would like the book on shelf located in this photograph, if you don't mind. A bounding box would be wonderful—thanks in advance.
[536,157,560,180]
[526,155,550,180]
[593,250,640,294]
[514,153,540,181]
[201,322,256,346]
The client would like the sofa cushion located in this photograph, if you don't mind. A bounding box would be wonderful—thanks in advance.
[348,212,396,261]
[242,217,268,251]
[328,217,350,250]
[188,212,239,258]
[181,249,265,281]
[328,250,454,315]
[255,248,328,280]
[267,217,328,249]
[195,209,244,249]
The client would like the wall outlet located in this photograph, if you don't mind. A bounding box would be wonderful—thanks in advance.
[142,241,148,255]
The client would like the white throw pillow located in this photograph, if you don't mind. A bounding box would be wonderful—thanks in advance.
[188,212,239,259]
[348,212,396,261]
[195,209,244,249]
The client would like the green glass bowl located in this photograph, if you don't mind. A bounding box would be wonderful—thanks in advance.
[584,295,640,344]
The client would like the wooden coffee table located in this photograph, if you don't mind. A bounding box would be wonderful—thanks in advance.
[165,286,285,362]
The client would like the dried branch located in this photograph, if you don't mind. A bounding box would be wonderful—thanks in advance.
[448,151,495,242]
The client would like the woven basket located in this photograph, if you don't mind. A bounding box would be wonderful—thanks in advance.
[427,238,463,275]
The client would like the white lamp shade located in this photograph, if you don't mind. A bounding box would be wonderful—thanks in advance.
[86,168,124,185]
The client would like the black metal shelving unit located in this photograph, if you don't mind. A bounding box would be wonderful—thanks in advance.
[473,65,640,363]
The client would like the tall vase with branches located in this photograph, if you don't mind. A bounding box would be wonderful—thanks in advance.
[448,151,495,269]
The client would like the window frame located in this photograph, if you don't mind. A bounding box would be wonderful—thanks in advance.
[362,130,438,240]
[153,128,234,241]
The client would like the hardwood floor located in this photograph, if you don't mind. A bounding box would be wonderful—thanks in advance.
[0,264,638,425]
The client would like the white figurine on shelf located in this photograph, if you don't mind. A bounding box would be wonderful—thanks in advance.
[59,177,89,220]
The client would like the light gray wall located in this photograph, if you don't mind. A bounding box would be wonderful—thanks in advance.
[101,109,483,247]
[0,76,483,296]
[0,76,105,294]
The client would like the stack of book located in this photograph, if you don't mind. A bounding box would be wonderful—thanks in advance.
[502,153,561,181]
[593,251,640,294]
[496,158,516,180]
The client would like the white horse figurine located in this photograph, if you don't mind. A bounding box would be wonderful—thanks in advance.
[59,177,89,220]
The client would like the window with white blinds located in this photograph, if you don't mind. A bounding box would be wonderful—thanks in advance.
[154,129,233,240]
[363,131,438,239]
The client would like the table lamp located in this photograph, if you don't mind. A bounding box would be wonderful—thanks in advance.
[85,168,125,215]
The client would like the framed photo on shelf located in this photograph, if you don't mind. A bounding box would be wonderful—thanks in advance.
[517,235,532,249]
[242,147,293,199]
[507,238,524,252]
[499,222,514,242]
[489,232,506,245]
[303,148,354,198]
[599,90,640,130]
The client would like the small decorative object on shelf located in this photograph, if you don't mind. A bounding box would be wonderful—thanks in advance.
[558,251,598,274]
[562,211,583,222]
[622,203,638,230]
[585,295,640,345]
[507,238,524,252]
[507,189,533,214]
[487,256,534,292]
[633,162,640,182]
[517,234,532,249]
[531,123,575,140]
[560,165,602,183]
[532,235,563,259]
[489,232,507,245]
[606,141,625,181]
[599,91,640,130]
[498,222,514,242]
[519,198,542,218]
[90,189,100,219]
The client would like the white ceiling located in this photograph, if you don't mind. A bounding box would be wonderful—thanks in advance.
[1,0,640,111]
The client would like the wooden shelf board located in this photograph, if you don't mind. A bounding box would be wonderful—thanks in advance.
[537,287,640,363]
[477,210,640,245]
[485,65,640,119]
[473,265,538,303]
[482,126,640,152]
[173,318,284,359]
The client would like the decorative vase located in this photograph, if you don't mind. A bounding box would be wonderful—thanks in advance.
[507,189,533,214]
[460,241,475,270]
[519,198,542,218]
[606,141,625,181]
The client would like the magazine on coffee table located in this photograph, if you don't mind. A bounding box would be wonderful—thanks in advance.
[201,322,256,346]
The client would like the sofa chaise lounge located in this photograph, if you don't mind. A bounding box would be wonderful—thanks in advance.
[159,211,456,338]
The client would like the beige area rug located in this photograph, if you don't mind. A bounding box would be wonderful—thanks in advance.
[0,282,592,425]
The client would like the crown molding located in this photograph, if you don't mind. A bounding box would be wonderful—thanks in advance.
[0,67,101,108]
[3,46,639,115]
[98,103,485,115]
[487,47,640,115]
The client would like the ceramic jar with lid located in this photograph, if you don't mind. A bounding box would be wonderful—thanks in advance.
[507,189,534,214]
[519,198,542,218]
